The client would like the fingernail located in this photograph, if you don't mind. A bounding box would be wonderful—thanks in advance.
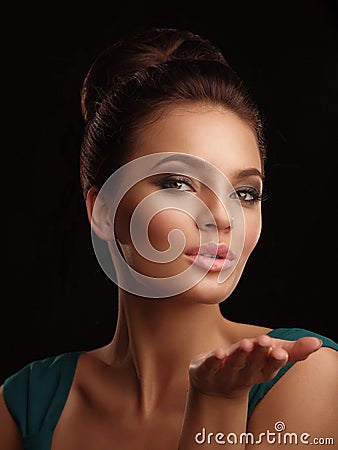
[274,350,287,361]
[214,348,226,359]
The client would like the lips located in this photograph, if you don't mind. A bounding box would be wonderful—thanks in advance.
[185,242,236,272]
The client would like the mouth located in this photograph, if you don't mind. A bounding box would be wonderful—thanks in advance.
[185,242,236,272]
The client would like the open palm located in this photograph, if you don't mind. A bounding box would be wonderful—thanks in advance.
[189,335,322,399]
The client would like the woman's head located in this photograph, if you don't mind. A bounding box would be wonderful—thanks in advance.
[79,27,266,199]
[82,27,266,302]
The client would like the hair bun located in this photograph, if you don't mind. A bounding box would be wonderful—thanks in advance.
[80,27,228,122]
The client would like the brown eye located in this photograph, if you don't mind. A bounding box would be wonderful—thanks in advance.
[230,188,262,204]
[163,180,189,190]
[157,176,194,191]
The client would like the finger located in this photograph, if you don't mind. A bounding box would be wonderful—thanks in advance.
[245,335,272,370]
[190,348,226,374]
[262,347,289,379]
[224,339,252,370]
[280,337,322,362]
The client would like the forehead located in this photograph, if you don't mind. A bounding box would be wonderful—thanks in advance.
[128,104,262,176]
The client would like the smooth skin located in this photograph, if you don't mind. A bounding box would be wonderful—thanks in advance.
[1,104,337,450]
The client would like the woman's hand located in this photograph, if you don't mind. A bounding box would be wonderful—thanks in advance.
[189,334,322,399]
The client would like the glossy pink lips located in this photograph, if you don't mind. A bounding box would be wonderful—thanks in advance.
[185,242,236,272]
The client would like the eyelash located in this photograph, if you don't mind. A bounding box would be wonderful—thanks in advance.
[156,176,265,205]
[156,175,194,191]
[230,187,263,205]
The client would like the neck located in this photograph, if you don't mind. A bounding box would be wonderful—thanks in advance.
[108,289,236,413]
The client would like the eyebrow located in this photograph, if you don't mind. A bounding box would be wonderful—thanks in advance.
[151,153,210,170]
[152,154,264,181]
[233,168,264,182]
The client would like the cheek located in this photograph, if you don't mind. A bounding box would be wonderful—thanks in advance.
[148,210,194,251]
[242,210,262,256]
[114,203,131,244]
[114,188,146,244]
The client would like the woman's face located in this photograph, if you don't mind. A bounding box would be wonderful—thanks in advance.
[108,104,263,303]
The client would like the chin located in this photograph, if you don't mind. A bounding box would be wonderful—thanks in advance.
[183,258,248,304]
[177,273,237,305]
[118,255,246,302]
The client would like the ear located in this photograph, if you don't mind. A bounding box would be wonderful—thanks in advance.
[86,186,114,241]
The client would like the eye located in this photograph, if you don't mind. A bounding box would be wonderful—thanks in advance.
[230,187,263,204]
[156,175,194,192]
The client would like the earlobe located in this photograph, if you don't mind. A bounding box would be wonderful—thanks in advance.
[86,186,115,241]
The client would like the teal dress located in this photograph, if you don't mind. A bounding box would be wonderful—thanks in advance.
[3,328,338,450]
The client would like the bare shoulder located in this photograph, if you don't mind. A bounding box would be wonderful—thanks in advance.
[85,342,114,365]
[0,385,24,450]
[248,347,338,446]
[225,320,272,342]
[73,346,132,412]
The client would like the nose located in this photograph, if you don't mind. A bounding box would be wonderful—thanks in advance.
[196,195,233,232]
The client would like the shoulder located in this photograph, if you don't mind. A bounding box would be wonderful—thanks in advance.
[225,320,272,342]
[1,351,84,444]
[278,344,337,395]
[261,345,337,401]
[0,385,24,450]
[3,351,83,407]
[247,327,338,413]
[248,343,337,446]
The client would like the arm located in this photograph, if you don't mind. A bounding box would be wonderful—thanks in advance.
[178,335,325,449]
[179,386,249,449]
[0,385,24,450]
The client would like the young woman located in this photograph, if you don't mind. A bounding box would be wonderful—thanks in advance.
[1,27,337,450]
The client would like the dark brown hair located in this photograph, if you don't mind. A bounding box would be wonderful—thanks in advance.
[80,27,266,198]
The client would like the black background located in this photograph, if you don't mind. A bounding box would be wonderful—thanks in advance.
[3,1,338,382]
